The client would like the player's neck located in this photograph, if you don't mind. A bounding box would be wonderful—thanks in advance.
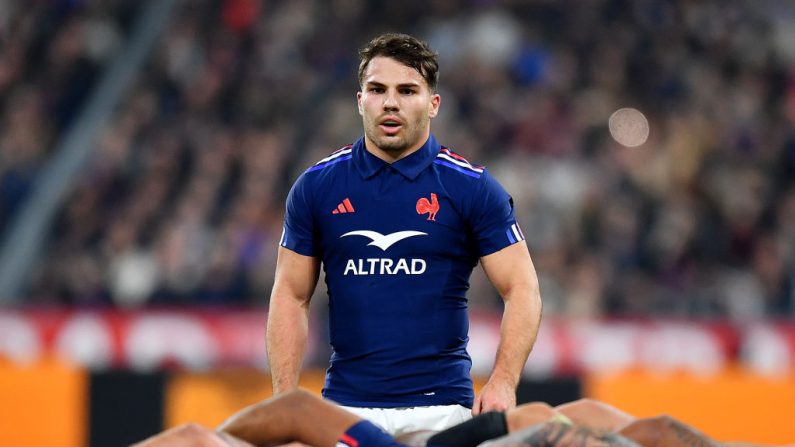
[364,131,430,164]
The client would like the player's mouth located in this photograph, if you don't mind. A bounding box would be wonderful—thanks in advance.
[379,117,403,135]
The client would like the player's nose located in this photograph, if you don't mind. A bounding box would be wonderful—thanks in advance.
[383,90,399,110]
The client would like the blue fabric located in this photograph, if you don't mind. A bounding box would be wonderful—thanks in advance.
[281,135,523,408]
[340,421,407,447]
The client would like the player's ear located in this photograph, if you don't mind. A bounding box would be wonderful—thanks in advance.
[357,91,364,116]
[428,93,441,119]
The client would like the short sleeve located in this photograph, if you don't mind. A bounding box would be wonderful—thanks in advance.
[469,170,526,257]
[280,173,318,256]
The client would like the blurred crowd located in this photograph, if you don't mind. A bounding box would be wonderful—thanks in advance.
[0,0,134,234]
[3,0,795,319]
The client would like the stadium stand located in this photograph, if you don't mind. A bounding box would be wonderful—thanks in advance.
[1,0,790,320]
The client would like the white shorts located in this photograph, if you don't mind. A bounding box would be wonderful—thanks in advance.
[339,404,472,436]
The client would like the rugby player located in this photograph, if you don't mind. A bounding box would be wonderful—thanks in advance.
[132,389,772,447]
[267,32,542,433]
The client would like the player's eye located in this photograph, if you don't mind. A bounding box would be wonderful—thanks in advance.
[369,87,384,93]
[400,88,415,95]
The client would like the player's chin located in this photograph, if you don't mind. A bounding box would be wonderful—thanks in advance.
[378,130,403,141]
[376,138,408,153]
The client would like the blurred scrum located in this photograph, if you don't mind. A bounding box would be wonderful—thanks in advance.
[0,0,793,322]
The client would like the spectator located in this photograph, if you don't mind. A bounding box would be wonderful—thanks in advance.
[13,0,792,320]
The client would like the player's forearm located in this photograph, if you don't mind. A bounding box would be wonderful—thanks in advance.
[220,390,361,447]
[492,421,639,447]
[266,292,310,394]
[490,286,542,387]
[218,391,303,446]
[619,416,719,447]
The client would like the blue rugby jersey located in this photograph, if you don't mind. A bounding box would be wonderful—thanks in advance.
[280,134,526,408]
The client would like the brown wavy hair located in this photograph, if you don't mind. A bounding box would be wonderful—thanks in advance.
[358,33,439,92]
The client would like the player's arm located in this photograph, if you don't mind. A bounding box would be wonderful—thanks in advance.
[266,246,320,394]
[475,240,542,415]
[489,420,640,447]
[131,423,253,447]
[218,389,361,447]
[618,415,720,447]
[554,398,636,432]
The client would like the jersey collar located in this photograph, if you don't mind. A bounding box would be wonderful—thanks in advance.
[353,134,440,181]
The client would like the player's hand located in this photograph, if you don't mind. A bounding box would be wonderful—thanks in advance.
[472,377,516,415]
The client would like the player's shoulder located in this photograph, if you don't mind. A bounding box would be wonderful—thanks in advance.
[290,144,354,197]
[295,144,355,186]
[433,146,488,183]
[304,144,354,175]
